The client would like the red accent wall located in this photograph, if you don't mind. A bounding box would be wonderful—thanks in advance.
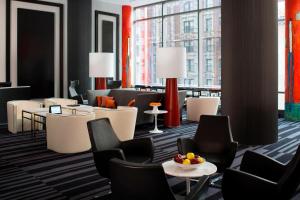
[122,6,132,88]
[286,0,300,103]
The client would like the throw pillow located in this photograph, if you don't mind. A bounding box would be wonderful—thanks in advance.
[128,99,135,107]
[101,96,114,107]
[106,99,117,109]
[96,96,102,107]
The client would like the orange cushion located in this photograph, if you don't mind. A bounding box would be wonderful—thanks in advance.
[128,99,135,107]
[106,99,117,109]
[101,96,117,108]
[96,96,102,107]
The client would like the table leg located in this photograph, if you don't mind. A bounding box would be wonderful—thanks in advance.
[31,113,33,135]
[154,114,158,131]
[22,111,24,133]
[186,178,191,195]
[149,114,163,134]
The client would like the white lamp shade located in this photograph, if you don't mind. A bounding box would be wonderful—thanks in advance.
[156,47,187,78]
[89,52,114,77]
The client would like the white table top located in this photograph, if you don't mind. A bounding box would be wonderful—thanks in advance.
[144,110,168,115]
[23,108,48,114]
[62,105,94,113]
[162,160,217,178]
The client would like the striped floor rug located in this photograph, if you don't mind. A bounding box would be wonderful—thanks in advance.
[0,119,300,200]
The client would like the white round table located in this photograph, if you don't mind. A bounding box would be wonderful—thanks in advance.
[144,110,168,133]
[162,160,217,195]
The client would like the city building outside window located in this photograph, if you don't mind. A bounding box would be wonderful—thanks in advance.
[184,20,193,33]
[205,58,213,72]
[133,0,284,110]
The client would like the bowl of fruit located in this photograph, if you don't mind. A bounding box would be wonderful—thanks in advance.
[173,152,205,170]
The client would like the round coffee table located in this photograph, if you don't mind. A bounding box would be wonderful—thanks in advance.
[162,160,217,195]
[144,110,168,133]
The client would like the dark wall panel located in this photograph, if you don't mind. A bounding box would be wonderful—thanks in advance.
[18,9,54,98]
[68,0,92,95]
[221,0,278,145]
[102,20,113,53]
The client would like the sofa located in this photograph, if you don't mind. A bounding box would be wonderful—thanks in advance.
[0,86,31,124]
[186,97,220,122]
[7,100,43,133]
[93,106,138,141]
[46,112,95,153]
[87,89,187,125]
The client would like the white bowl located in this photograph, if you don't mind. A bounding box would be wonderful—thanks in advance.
[173,160,204,170]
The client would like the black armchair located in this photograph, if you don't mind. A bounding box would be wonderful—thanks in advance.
[87,118,154,178]
[222,145,300,199]
[177,115,238,173]
[109,158,210,200]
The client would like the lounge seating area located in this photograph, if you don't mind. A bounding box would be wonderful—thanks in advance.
[1,0,300,199]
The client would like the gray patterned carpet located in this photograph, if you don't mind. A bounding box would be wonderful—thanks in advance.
[0,119,300,200]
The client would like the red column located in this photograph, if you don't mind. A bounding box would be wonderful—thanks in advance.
[122,6,132,88]
[164,78,180,127]
[286,0,300,103]
[95,78,107,89]
[285,0,300,120]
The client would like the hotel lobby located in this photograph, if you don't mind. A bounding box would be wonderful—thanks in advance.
[1,0,300,199]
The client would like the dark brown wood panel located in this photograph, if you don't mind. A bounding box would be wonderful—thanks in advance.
[221,0,278,145]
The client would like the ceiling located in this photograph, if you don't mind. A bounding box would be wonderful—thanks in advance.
[97,0,164,7]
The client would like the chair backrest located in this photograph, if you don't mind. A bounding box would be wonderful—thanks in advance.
[69,80,79,97]
[109,158,176,200]
[87,118,121,152]
[194,115,233,154]
[279,145,300,198]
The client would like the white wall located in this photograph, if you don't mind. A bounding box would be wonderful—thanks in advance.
[0,0,68,97]
[0,0,6,82]
[92,0,123,85]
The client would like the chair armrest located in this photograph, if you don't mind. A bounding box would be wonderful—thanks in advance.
[186,175,209,200]
[93,148,126,160]
[240,151,286,182]
[93,148,126,178]
[177,138,198,154]
[120,137,154,161]
[222,168,279,199]
[224,141,238,165]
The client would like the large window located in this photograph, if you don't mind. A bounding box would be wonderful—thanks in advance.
[134,0,221,87]
[133,0,285,109]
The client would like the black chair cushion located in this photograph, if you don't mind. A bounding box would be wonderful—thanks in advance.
[125,155,152,164]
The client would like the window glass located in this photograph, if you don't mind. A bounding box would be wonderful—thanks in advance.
[199,0,221,9]
[134,19,162,85]
[278,0,285,110]
[163,12,199,87]
[199,8,221,88]
[163,0,198,15]
[135,4,162,20]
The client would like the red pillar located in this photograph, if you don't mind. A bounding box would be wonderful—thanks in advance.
[122,6,132,88]
[95,78,107,89]
[285,0,300,120]
[286,0,300,103]
[164,78,180,127]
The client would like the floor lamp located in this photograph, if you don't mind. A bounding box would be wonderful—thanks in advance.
[156,47,186,128]
[89,52,114,89]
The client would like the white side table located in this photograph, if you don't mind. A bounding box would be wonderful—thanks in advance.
[144,110,168,133]
[162,160,217,195]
